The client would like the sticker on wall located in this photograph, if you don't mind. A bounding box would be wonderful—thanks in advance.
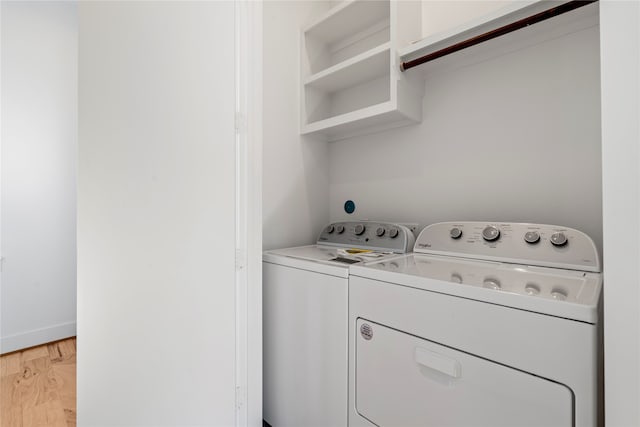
[344,200,356,214]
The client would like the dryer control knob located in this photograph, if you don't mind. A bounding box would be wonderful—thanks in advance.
[325,225,335,234]
[524,231,540,244]
[482,226,500,242]
[389,228,399,238]
[376,227,385,237]
[354,224,366,235]
[525,283,541,296]
[336,225,345,234]
[550,232,568,247]
[483,278,501,290]
[450,227,462,239]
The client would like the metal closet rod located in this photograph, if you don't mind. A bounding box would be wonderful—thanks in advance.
[400,0,598,72]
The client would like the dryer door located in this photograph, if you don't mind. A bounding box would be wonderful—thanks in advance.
[355,319,573,427]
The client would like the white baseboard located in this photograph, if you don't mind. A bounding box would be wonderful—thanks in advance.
[1,321,76,354]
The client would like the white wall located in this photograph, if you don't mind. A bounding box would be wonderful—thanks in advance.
[329,23,603,256]
[78,2,237,425]
[262,1,332,250]
[0,1,77,353]
[601,1,640,425]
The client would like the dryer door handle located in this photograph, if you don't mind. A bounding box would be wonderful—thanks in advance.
[415,348,462,379]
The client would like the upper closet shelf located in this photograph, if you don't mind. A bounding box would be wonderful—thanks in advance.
[400,1,555,61]
[399,0,598,76]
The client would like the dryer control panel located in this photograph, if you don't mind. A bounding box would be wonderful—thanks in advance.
[317,221,415,253]
[414,222,600,272]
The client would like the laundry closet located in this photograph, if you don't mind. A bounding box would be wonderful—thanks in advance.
[265,0,601,256]
[263,1,638,426]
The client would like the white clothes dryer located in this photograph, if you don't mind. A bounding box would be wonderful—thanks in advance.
[348,221,602,427]
[263,221,415,427]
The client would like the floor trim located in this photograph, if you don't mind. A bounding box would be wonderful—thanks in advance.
[0,321,77,354]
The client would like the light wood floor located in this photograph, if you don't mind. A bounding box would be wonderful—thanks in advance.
[1,338,76,427]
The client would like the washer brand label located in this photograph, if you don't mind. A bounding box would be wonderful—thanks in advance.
[360,323,373,340]
[417,243,431,248]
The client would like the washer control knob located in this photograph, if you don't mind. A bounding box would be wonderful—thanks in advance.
[450,227,463,239]
[551,288,568,301]
[550,232,568,247]
[451,273,463,284]
[325,225,335,234]
[524,231,540,244]
[336,225,345,234]
[354,224,366,236]
[376,227,385,237]
[482,226,500,242]
[389,228,399,238]
[483,278,501,290]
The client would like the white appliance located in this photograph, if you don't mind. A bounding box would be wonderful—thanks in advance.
[349,221,602,427]
[263,221,415,427]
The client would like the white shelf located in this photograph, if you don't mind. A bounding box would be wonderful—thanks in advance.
[303,102,390,133]
[302,102,421,142]
[304,0,390,47]
[304,43,390,93]
[300,1,423,142]
[399,0,598,78]
[400,1,543,60]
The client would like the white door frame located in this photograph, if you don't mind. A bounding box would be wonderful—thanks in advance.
[600,1,640,425]
[235,1,263,426]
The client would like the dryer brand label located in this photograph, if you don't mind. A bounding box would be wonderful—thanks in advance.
[360,323,373,340]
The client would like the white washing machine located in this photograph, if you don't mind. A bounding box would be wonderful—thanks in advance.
[263,221,415,427]
[348,221,602,427]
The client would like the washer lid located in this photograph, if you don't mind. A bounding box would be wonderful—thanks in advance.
[263,245,399,278]
[350,254,602,323]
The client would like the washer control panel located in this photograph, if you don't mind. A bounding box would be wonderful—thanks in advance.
[317,221,415,253]
[414,222,600,272]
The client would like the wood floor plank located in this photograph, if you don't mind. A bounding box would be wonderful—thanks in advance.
[46,340,75,363]
[57,340,75,360]
[1,338,75,427]
[16,357,54,408]
[63,407,76,427]
[1,352,21,377]
[22,400,67,427]
[1,371,23,427]
[51,363,75,412]
[46,343,63,363]
[21,346,49,363]
[2,373,22,408]
[0,405,23,427]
